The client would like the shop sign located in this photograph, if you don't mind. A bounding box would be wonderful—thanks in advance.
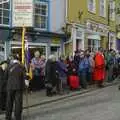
[51,38,61,44]
[12,0,33,27]
[86,20,109,35]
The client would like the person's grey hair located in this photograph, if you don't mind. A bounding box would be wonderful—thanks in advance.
[48,55,56,61]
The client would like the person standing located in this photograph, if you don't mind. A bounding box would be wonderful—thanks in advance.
[93,48,105,88]
[106,50,114,82]
[0,61,8,113]
[5,55,29,120]
[57,55,68,92]
[31,51,41,91]
[78,52,89,89]
[45,55,58,96]
[74,51,80,72]
[39,55,46,89]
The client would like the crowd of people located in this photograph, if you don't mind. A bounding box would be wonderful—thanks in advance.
[0,48,120,120]
[29,48,120,96]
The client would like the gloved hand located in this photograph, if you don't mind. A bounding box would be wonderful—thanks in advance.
[25,80,29,87]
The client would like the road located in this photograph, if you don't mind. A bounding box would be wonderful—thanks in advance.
[21,84,120,120]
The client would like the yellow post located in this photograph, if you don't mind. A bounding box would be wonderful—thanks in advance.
[22,26,26,64]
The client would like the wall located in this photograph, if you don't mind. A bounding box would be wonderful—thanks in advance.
[67,0,116,32]
[49,0,66,33]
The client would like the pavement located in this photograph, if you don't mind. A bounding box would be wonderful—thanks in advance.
[22,82,120,120]
[0,79,119,120]
[22,79,119,108]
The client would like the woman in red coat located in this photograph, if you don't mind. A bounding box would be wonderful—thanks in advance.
[93,48,105,88]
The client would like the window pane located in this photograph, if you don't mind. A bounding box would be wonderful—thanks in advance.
[34,15,41,28]
[3,17,9,25]
[0,4,2,8]
[41,8,46,15]
[34,2,48,29]
[0,9,2,17]
[35,8,40,14]
[3,10,9,17]
[3,2,9,9]
[0,17,2,24]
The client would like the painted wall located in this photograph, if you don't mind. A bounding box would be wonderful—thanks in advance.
[49,0,66,33]
[67,0,116,32]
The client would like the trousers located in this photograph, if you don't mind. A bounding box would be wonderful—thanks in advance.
[0,91,6,110]
[6,90,23,120]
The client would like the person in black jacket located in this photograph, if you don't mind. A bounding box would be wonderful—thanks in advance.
[5,55,29,120]
[45,55,58,96]
[0,61,8,113]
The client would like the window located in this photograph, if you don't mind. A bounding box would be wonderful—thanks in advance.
[0,1,10,26]
[34,1,48,30]
[99,0,106,17]
[110,0,115,21]
[88,0,96,13]
[88,39,100,51]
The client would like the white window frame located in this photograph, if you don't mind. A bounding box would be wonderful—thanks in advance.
[34,1,48,31]
[88,39,100,51]
[88,0,96,13]
[0,1,10,26]
[110,0,115,21]
[99,0,106,17]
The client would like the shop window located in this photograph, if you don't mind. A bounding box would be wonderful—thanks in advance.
[0,1,10,26]
[88,0,96,13]
[34,1,48,30]
[88,39,100,51]
[99,0,106,17]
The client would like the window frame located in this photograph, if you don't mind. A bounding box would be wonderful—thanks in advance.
[88,0,96,14]
[34,1,48,31]
[99,0,106,17]
[109,0,115,21]
[0,1,10,26]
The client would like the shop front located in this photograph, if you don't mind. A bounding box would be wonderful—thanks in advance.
[5,31,64,60]
[64,23,85,56]
[87,34,101,51]
[86,20,109,50]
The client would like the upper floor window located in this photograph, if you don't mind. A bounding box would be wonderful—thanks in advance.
[0,1,10,26]
[88,0,96,13]
[99,0,106,17]
[34,1,48,30]
[109,0,115,21]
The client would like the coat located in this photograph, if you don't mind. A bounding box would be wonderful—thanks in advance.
[0,67,7,92]
[7,63,25,90]
[45,60,58,87]
[93,52,105,81]
[57,60,67,79]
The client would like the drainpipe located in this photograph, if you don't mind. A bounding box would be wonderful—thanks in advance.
[108,0,110,49]
[65,0,68,22]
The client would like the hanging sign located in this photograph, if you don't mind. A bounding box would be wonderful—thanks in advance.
[12,0,33,27]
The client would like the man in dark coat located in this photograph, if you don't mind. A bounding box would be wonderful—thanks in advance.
[0,61,8,113]
[74,51,80,72]
[5,55,29,120]
[45,55,58,96]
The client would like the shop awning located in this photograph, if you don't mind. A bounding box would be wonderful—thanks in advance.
[87,35,101,40]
